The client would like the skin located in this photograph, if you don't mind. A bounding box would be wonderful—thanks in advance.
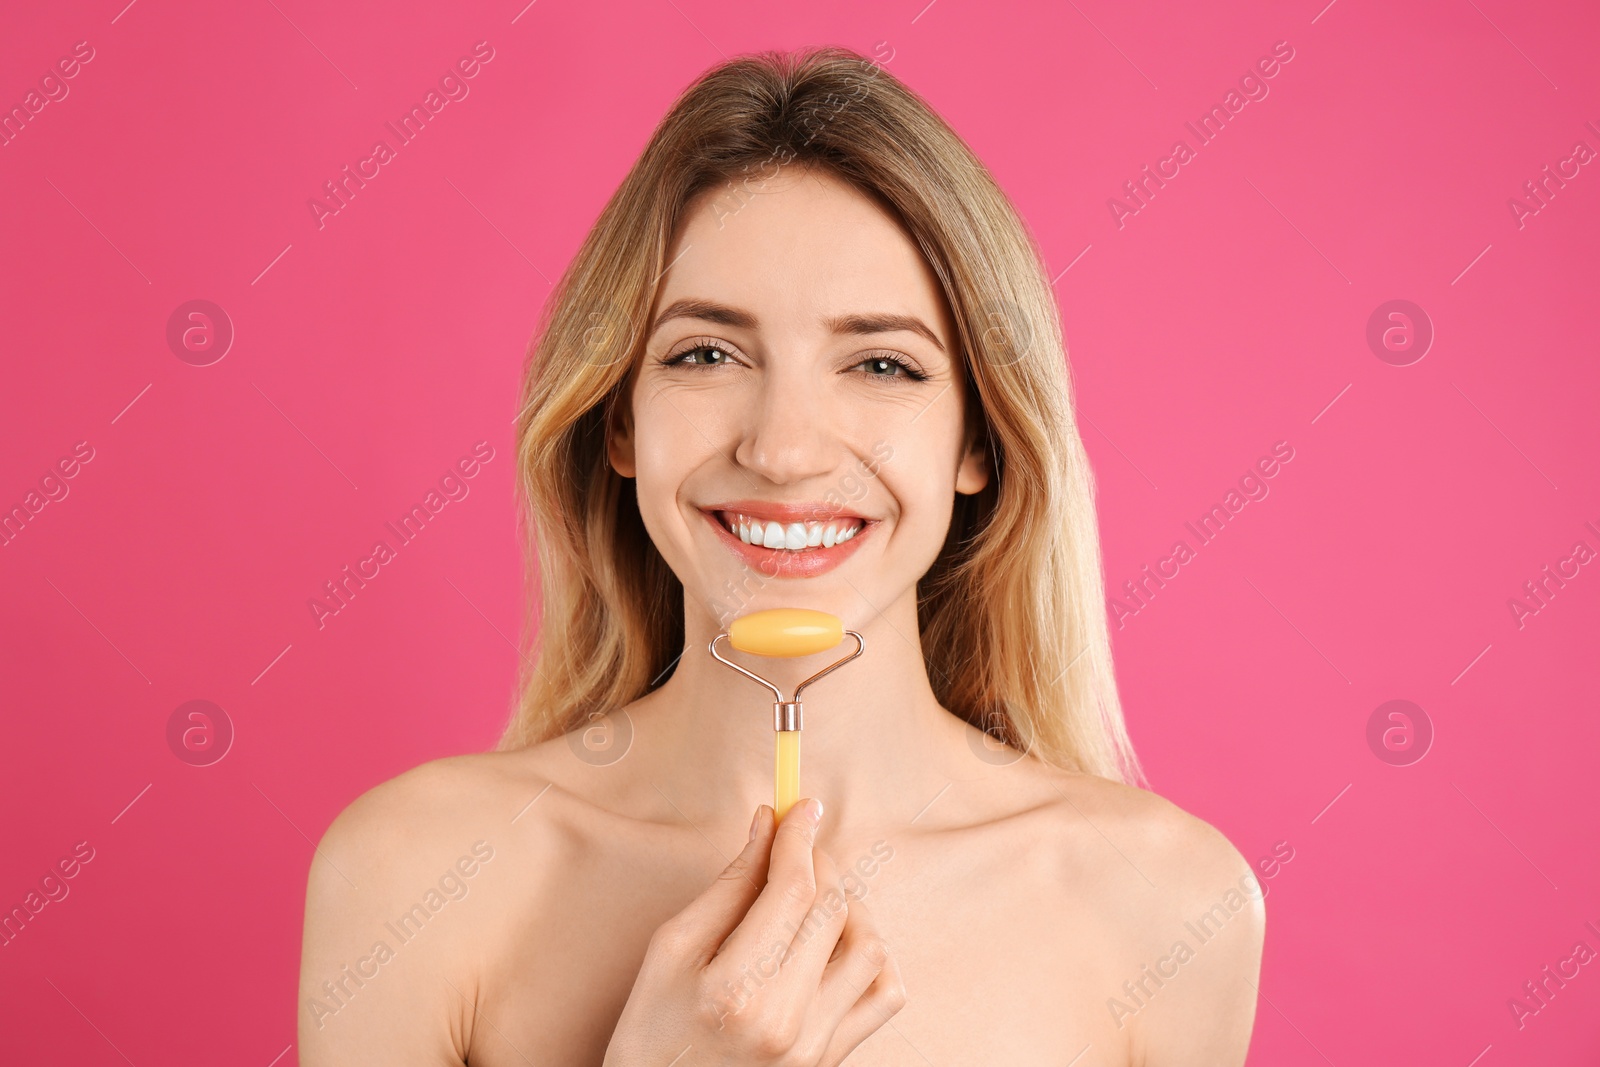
[299,168,1264,1065]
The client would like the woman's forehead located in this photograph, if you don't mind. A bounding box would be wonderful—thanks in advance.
[659,170,953,343]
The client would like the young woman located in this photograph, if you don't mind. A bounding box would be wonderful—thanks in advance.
[300,46,1264,1066]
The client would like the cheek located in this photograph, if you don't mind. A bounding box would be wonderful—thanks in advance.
[876,420,964,543]
[630,407,706,528]
[880,469,955,552]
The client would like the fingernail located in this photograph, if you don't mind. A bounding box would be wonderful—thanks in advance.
[749,806,764,841]
[808,798,824,825]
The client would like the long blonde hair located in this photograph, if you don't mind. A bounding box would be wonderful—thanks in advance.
[498,45,1144,786]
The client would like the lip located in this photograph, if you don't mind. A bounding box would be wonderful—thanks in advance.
[700,507,874,579]
[704,499,868,524]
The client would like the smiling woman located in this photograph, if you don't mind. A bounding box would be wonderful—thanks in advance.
[299,45,1263,1067]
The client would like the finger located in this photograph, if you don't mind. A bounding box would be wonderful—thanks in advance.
[655,805,776,965]
[817,899,906,1067]
[815,890,895,1032]
[713,797,825,971]
[740,846,853,1048]
[776,845,852,988]
[820,952,907,1067]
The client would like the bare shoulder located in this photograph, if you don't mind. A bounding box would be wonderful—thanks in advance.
[297,745,573,1066]
[312,747,562,857]
[1041,768,1260,895]
[1039,768,1264,1066]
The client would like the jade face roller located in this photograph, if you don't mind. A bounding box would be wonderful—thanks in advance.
[709,608,865,822]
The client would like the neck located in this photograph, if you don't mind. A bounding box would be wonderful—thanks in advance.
[630,587,973,837]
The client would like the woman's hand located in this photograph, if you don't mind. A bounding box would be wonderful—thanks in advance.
[603,798,907,1066]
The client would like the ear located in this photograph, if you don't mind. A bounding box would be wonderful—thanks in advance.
[607,396,636,479]
[955,423,990,496]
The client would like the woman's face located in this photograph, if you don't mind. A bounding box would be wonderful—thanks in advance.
[608,167,989,630]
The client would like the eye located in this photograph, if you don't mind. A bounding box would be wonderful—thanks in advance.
[655,340,931,383]
[659,339,739,369]
[855,353,930,382]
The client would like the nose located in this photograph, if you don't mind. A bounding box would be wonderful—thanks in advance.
[732,355,841,485]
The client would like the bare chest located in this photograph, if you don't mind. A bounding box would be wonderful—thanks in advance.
[468,833,1133,1066]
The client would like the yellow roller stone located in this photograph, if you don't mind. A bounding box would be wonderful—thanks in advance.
[728,608,844,657]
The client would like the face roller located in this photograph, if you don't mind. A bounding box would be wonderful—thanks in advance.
[709,608,865,822]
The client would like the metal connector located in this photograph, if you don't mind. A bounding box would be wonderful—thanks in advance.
[774,701,802,731]
[708,630,866,733]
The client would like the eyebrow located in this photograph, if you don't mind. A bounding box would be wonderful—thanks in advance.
[649,298,946,353]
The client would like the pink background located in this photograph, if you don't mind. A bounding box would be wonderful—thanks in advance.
[2,0,1598,1062]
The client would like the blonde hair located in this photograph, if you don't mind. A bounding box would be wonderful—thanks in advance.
[498,45,1144,786]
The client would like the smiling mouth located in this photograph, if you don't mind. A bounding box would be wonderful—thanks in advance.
[714,511,867,551]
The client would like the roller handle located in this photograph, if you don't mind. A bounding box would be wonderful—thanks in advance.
[775,730,801,822]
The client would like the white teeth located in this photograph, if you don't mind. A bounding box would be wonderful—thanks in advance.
[726,512,863,551]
